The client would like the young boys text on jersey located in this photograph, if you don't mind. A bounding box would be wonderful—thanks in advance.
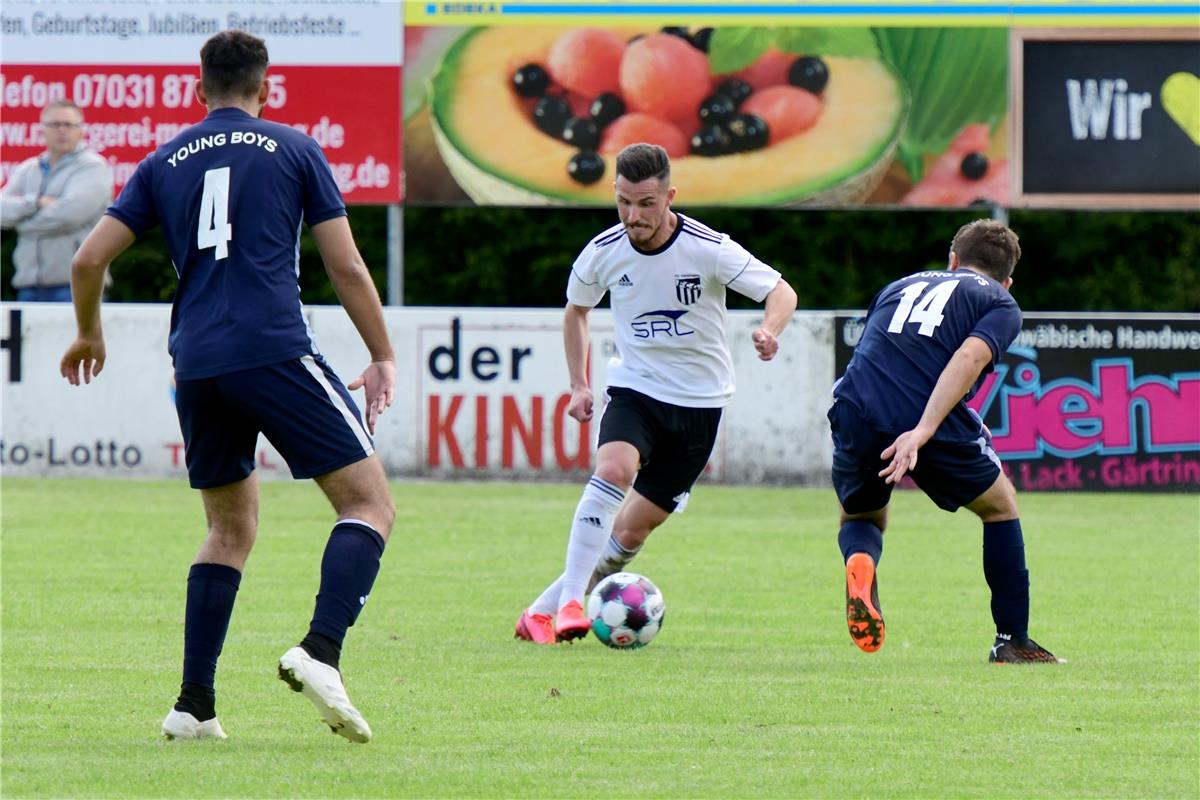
[108,108,345,379]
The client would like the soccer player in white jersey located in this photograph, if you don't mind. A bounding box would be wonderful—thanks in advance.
[515,143,798,644]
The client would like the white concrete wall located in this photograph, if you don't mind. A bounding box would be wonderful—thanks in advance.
[0,304,836,484]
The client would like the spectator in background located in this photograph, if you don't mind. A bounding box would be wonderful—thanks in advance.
[1,99,113,301]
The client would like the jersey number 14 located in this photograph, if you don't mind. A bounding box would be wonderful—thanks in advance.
[886,280,959,337]
[197,167,233,260]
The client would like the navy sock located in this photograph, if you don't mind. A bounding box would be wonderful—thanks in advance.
[300,631,342,671]
[983,519,1030,641]
[174,682,216,722]
[178,563,242,719]
[307,521,385,654]
[838,520,883,565]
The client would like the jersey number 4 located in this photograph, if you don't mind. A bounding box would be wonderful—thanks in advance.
[198,167,233,260]
[886,280,959,337]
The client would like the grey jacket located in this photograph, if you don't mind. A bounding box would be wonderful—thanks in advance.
[1,144,113,289]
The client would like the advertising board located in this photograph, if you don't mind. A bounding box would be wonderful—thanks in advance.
[0,1,403,203]
[405,22,1010,208]
[1013,27,1200,208]
[0,304,833,485]
[8,303,1194,492]
[834,312,1200,492]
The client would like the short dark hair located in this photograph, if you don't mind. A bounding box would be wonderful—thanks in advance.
[951,219,1021,282]
[200,30,269,101]
[615,143,671,184]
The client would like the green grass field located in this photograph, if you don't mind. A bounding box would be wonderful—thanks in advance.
[2,478,1197,799]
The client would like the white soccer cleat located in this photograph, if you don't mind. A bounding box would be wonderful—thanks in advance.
[161,709,228,741]
[277,646,372,743]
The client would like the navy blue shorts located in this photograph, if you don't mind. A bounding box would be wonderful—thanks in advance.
[175,355,374,489]
[598,387,722,513]
[828,398,1002,513]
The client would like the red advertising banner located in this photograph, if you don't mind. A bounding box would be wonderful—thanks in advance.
[1,65,401,203]
[0,1,402,204]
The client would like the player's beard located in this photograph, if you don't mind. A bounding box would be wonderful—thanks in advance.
[626,221,655,244]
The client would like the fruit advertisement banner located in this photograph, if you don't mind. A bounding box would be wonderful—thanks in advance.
[1014,29,1200,208]
[835,313,1200,493]
[0,1,403,204]
[404,23,1012,208]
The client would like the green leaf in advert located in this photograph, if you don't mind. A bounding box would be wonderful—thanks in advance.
[707,27,774,73]
[708,27,880,75]
[774,28,880,60]
[873,27,1008,182]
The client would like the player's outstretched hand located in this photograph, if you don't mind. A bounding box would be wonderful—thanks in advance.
[60,335,106,386]
[878,427,933,485]
[567,387,594,423]
[752,328,779,361]
[348,358,396,435]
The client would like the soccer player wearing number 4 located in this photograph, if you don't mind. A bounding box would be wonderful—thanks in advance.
[515,143,798,644]
[831,219,1061,664]
[60,31,397,742]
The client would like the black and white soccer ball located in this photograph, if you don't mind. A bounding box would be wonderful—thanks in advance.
[586,572,665,649]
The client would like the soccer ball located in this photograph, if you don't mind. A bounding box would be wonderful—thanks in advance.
[586,572,666,649]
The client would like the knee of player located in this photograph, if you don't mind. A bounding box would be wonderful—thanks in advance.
[206,521,257,551]
[975,504,1019,523]
[592,463,635,490]
[973,490,1019,521]
[375,494,397,535]
[612,520,654,550]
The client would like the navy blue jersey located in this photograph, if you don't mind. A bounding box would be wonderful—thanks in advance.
[107,107,346,380]
[834,268,1022,443]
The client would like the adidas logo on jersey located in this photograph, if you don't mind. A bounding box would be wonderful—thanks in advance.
[617,274,634,287]
[578,515,602,528]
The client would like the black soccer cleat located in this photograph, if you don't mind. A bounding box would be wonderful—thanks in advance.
[988,635,1064,664]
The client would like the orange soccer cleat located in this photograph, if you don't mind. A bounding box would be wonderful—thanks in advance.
[845,552,885,653]
[514,609,558,645]
[554,600,592,643]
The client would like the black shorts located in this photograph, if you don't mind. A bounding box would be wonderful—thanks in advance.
[174,355,374,489]
[597,386,722,513]
[828,398,1002,513]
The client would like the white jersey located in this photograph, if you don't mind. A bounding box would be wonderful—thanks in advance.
[567,213,782,408]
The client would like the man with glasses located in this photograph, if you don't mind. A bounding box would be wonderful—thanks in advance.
[2,100,113,301]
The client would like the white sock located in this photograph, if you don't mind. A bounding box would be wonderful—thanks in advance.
[530,574,563,616]
[557,476,625,610]
[535,531,642,613]
[589,535,641,589]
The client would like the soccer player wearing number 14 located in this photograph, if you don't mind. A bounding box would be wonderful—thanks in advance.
[830,219,1062,664]
[60,31,397,741]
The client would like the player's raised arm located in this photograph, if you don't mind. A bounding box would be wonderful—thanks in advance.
[563,302,593,422]
[751,278,797,361]
[59,216,135,385]
[310,216,395,434]
[879,335,994,483]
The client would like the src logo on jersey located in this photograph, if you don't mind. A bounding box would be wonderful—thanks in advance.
[632,309,694,339]
[675,274,702,305]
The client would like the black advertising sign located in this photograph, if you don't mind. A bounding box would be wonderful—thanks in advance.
[1014,29,1200,208]
[834,313,1200,493]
